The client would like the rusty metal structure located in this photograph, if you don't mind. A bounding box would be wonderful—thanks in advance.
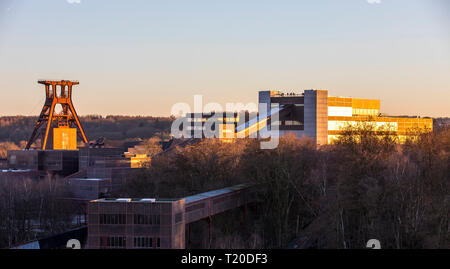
[26,80,88,150]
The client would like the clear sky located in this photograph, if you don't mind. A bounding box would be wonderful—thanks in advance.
[0,0,449,117]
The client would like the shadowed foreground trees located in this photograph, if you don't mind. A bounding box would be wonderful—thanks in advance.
[0,177,75,248]
[120,126,449,249]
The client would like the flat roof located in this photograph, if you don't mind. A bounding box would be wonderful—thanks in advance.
[69,178,105,181]
[92,198,181,203]
[1,169,33,173]
[8,149,79,153]
[184,184,250,204]
[90,184,251,204]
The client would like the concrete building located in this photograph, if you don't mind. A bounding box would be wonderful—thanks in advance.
[176,89,432,145]
[256,89,433,145]
[65,178,111,200]
[87,198,185,249]
[3,146,145,202]
[7,150,79,177]
[86,184,253,249]
[78,147,125,170]
[182,112,243,140]
[64,147,146,201]
[256,90,330,144]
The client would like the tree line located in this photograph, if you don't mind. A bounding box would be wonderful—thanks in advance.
[0,115,173,157]
[0,176,75,248]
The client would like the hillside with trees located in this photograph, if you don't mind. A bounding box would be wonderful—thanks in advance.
[0,115,173,156]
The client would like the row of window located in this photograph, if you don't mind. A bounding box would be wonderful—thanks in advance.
[98,214,161,225]
[352,108,379,116]
[134,237,161,248]
[99,237,162,248]
[284,120,303,126]
[271,120,304,126]
[100,237,126,248]
[134,214,161,225]
[328,121,398,132]
[99,214,126,225]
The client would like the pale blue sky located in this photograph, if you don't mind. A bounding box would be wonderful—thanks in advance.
[0,0,449,117]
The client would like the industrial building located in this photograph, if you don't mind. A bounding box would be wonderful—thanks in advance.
[3,81,152,211]
[7,150,79,177]
[86,184,253,249]
[179,90,433,145]
[5,146,146,201]
[183,112,243,140]
[26,80,88,151]
[258,90,433,145]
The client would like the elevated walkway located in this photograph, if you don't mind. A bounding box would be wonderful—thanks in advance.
[184,184,253,223]
[234,105,289,138]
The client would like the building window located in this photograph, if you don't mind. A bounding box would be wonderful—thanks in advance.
[352,108,379,116]
[285,120,302,126]
[99,214,126,225]
[132,237,160,249]
[328,120,398,132]
[134,237,153,248]
[133,214,160,225]
[100,236,126,248]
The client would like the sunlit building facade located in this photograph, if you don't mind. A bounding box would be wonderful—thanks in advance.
[179,112,245,142]
[258,90,433,145]
[176,90,433,145]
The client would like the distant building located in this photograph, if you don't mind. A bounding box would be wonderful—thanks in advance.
[176,90,433,145]
[65,178,111,200]
[65,147,146,201]
[7,150,79,177]
[3,146,146,203]
[258,90,433,145]
[182,112,242,140]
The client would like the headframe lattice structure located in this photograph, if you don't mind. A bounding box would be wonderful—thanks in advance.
[26,80,88,150]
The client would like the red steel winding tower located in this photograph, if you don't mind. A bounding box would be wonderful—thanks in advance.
[26,80,88,150]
